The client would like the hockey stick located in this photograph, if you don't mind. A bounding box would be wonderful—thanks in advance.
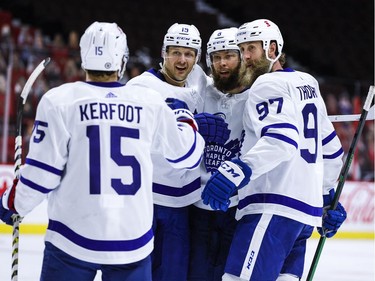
[11,57,50,281]
[306,85,375,281]
[328,104,374,122]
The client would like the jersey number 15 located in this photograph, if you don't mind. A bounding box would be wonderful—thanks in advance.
[87,125,141,195]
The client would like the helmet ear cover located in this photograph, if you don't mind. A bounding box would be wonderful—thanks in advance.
[80,21,129,79]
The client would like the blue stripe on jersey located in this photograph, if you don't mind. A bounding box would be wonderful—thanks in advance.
[20,176,52,194]
[323,147,344,159]
[153,177,200,196]
[25,158,64,176]
[322,131,337,145]
[166,132,198,164]
[237,193,322,217]
[47,219,153,251]
[188,154,203,169]
[263,132,298,149]
[260,123,299,149]
[261,123,299,136]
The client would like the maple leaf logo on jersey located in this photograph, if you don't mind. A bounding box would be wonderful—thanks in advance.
[203,136,243,173]
[105,92,117,98]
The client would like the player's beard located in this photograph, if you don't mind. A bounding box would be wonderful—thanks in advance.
[238,63,253,88]
[212,63,241,93]
[239,53,272,88]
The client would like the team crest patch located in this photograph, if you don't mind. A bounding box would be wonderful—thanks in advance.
[204,138,241,173]
[105,92,117,98]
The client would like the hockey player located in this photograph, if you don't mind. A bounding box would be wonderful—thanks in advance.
[188,27,249,281]
[126,23,230,281]
[0,21,205,281]
[201,19,347,280]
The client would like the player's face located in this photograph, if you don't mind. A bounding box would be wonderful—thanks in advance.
[238,41,270,87]
[163,46,197,83]
[211,50,242,92]
[211,50,241,79]
[239,41,264,69]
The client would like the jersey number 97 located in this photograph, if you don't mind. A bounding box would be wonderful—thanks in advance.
[256,99,318,164]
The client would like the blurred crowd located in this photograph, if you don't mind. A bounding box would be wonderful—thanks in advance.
[0,10,373,181]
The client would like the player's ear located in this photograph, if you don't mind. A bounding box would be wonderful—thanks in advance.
[268,42,279,59]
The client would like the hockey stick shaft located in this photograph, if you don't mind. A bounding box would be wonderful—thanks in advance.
[11,57,50,281]
[306,85,375,281]
[328,104,374,122]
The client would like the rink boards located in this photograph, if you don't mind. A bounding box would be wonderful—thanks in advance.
[0,164,373,239]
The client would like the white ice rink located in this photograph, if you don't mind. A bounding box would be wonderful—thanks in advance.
[0,234,374,281]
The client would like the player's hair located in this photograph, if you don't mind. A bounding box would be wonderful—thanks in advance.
[279,53,286,67]
[86,70,116,78]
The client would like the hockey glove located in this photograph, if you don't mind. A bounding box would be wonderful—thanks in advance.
[165,97,189,110]
[0,179,18,225]
[173,108,198,131]
[317,189,347,238]
[194,113,231,145]
[202,159,251,212]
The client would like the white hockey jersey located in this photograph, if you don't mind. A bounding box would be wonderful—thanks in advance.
[126,65,207,207]
[14,81,204,264]
[239,69,343,227]
[194,76,249,210]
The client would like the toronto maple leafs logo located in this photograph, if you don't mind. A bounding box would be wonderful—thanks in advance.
[204,132,244,173]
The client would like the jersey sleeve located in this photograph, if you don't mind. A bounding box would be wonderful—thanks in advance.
[319,98,344,194]
[151,102,204,170]
[241,78,299,180]
[15,92,69,216]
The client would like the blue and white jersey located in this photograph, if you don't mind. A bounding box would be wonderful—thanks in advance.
[239,69,343,226]
[194,76,249,210]
[126,65,207,207]
[13,81,204,264]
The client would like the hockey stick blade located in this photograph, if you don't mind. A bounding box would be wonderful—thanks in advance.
[20,57,51,103]
[329,104,374,122]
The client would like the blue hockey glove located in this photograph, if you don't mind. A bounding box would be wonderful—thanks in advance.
[194,113,231,145]
[202,159,251,212]
[317,189,347,238]
[0,179,18,226]
[165,97,189,110]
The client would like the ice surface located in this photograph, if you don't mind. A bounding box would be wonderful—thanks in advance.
[0,234,373,280]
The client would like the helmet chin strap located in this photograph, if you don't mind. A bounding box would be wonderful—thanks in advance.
[160,61,188,86]
[118,56,127,80]
[265,47,281,73]
[266,59,275,73]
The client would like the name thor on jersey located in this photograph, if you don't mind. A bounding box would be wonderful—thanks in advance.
[296,84,317,101]
[79,102,143,123]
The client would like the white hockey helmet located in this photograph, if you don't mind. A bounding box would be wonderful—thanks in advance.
[206,27,240,67]
[161,23,202,63]
[80,21,129,79]
[236,19,284,62]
